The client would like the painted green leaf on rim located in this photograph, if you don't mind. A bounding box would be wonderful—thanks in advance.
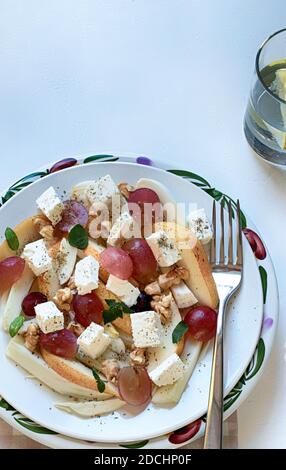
[167,169,247,228]
[245,338,265,381]
[14,417,58,435]
[259,266,268,304]
[223,391,242,412]
[120,440,149,448]
[167,169,211,188]
[10,171,48,188]
[83,155,119,163]
[0,398,16,411]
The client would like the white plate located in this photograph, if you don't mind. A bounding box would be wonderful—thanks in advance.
[0,161,263,443]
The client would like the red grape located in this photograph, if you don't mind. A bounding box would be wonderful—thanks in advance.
[122,238,157,283]
[73,292,103,327]
[100,247,133,280]
[128,188,161,227]
[22,292,47,317]
[184,306,217,342]
[118,366,152,406]
[40,328,77,359]
[54,200,88,234]
[0,257,25,292]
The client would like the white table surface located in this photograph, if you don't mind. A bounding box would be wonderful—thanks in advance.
[0,0,285,449]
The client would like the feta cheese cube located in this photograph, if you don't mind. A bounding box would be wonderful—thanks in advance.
[149,353,185,386]
[74,256,99,295]
[188,208,212,244]
[22,239,53,276]
[171,281,198,309]
[36,186,64,226]
[57,238,77,285]
[86,175,119,206]
[146,230,181,267]
[130,311,162,348]
[77,322,111,359]
[35,301,64,334]
[106,275,140,307]
[107,212,136,246]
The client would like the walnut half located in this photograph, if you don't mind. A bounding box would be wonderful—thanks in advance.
[118,182,134,200]
[130,348,146,366]
[24,324,40,352]
[158,266,189,290]
[67,321,85,337]
[101,359,119,383]
[53,288,73,312]
[151,292,172,324]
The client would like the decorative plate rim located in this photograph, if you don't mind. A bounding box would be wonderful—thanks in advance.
[0,153,278,449]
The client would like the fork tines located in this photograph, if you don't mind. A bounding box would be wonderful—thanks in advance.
[210,200,243,269]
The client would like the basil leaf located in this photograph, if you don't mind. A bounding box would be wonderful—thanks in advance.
[105,299,132,314]
[9,315,24,337]
[103,300,132,324]
[172,320,189,344]
[92,368,106,393]
[68,224,88,249]
[5,227,19,251]
[103,308,123,324]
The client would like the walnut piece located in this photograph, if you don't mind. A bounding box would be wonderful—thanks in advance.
[53,288,73,312]
[118,182,134,200]
[101,359,119,383]
[67,276,76,290]
[144,280,161,296]
[151,292,172,324]
[130,348,146,366]
[39,224,55,241]
[33,215,50,232]
[158,266,189,291]
[24,323,40,352]
[67,321,85,337]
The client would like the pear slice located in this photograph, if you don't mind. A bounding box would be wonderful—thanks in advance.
[152,339,202,404]
[6,336,112,400]
[2,264,34,331]
[38,263,60,300]
[155,222,218,309]
[41,347,119,397]
[0,216,40,261]
[55,398,125,417]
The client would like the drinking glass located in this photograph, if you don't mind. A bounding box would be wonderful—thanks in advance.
[244,28,286,165]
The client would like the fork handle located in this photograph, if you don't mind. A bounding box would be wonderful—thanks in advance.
[203,296,228,449]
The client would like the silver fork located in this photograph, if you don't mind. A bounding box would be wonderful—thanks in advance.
[203,199,243,449]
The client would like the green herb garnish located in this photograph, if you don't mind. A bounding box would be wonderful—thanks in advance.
[9,315,25,337]
[5,227,19,251]
[68,224,88,249]
[92,368,106,393]
[172,320,189,344]
[103,299,132,324]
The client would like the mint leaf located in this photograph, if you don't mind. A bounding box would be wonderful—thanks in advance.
[68,224,88,249]
[5,227,19,251]
[103,300,132,324]
[92,368,106,393]
[172,320,189,344]
[9,315,24,337]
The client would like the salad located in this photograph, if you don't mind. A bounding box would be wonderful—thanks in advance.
[1,174,218,417]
